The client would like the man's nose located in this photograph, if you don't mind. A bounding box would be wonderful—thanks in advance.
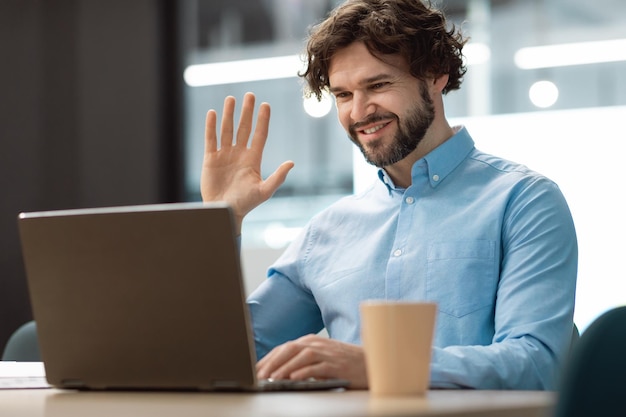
[350,91,375,122]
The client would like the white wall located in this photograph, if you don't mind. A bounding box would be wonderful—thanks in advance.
[241,246,283,296]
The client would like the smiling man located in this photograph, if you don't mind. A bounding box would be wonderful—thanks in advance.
[329,41,443,187]
[200,0,577,390]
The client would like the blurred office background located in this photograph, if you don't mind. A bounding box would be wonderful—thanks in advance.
[1,0,625,351]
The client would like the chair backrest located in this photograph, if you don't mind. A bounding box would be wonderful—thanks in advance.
[570,323,580,352]
[553,306,626,417]
[2,321,41,361]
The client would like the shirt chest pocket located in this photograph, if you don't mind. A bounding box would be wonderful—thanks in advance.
[426,240,497,318]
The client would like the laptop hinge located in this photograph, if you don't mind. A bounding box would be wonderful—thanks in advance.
[61,379,87,389]
[212,380,241,389]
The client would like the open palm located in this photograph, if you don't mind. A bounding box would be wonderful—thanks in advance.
[201,93,294,234]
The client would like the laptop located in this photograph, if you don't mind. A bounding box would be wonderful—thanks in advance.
[17,202,348,391]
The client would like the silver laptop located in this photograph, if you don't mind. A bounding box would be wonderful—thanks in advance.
[17,202,348,391]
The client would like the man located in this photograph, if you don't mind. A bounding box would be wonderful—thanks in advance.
[201,0,577,390]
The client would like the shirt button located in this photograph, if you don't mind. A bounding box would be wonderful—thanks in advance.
[393,249,402,257]
[432,174,440,182]
[405,196,415,204]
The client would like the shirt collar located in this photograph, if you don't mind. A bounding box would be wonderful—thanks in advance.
[377,125,475,191]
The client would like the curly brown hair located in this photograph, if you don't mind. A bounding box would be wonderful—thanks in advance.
[300,0,468,100]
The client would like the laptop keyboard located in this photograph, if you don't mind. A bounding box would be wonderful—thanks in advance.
[257,377,349,391]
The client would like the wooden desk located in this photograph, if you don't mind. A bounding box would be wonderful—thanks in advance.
[2,388,554,417]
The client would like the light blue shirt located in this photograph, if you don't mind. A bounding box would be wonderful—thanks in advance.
[247,126,578,390]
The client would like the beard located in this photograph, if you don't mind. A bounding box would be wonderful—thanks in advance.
[348,83,435,168]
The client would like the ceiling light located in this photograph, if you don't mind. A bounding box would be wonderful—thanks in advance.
[464,43,491,66]
[184,55,304,87]
[515,39,626,69]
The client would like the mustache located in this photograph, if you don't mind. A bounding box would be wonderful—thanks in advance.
[350,113,397,132]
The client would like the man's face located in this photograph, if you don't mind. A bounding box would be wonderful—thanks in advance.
[328,42,435,168]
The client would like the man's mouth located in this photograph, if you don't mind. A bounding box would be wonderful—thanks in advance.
[362,124,385,134]
[360,121,391,135]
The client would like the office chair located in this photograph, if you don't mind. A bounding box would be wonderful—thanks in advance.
[553,306,626,417]
[570,323,580,351]
[2,320,41,361]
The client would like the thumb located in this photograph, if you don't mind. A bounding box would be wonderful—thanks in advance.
[261,161,295,199]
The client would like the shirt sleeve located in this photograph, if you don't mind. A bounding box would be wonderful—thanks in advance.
[429,177,578,389]
[246,227,325,361]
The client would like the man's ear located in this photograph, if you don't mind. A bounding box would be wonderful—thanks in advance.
[432,74,449,93]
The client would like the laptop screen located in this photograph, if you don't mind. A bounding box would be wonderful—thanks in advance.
[18,202,259,390]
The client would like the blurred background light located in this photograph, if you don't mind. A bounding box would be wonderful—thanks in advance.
[183,55,303,87]
[529,80,559,108]
[303,90,333,118]
[463,42,491,66]
[515,38,626,69]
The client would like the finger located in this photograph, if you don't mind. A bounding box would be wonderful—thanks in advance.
[269,346,323,380]
[289,362,334,381]
[220,96,236,148]
[204,110,218,153]
[258,336,323,380]
[256,358,272,380]
[259,161,295,200]
[256,341,302,380]
[235,92,256,146]
[249,102,271,153]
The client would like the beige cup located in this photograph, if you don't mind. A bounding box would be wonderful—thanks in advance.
[360,301,437,397]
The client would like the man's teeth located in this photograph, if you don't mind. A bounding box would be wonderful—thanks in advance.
[363,124,385,134]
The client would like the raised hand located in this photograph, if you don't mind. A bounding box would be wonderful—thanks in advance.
[201,92,294,234]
